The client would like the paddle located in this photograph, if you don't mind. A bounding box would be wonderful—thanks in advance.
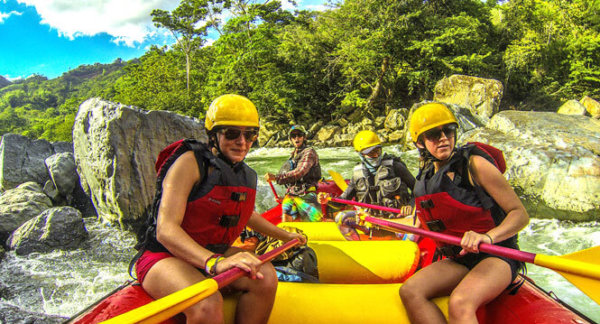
[101,239,301,324]
[328,197,600,305]
[328,170,348,191]
[268,180,281,203]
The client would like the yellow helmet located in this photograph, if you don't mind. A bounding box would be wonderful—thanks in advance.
[409,103,458,142]
[353,130,381,153]
[205,94,260,131]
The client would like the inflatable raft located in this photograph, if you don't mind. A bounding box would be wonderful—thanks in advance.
[67,182,593,323]
[68,223,593,324]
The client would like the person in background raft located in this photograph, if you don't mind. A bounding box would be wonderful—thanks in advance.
[318,130,415,240]
[399,103,529,324]
[265,125,323,222]
[132,94,306,324]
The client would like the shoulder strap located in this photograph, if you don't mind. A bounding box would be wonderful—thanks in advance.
[466,142,506,174]
[460,144,497,210]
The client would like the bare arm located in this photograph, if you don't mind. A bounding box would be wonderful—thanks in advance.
[155,151,214,269]
[461,155,529,253]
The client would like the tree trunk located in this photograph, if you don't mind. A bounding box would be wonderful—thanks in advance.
[365,56,390,114]
[185,52,191,93]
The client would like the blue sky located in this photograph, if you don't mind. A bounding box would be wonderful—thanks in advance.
[0,0,327,81]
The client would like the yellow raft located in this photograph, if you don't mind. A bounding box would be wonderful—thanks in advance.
[70,221,591,324]
[221,222,449,324]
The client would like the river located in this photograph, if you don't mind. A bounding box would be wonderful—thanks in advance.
[0,146,598,322]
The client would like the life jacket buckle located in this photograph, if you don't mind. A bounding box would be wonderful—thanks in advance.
[420,199,434,209]
[231,192,247,201]
[219,215,240,227]
[426,219,446,232]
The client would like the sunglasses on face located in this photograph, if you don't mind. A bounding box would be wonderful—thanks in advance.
[219,127,258,142]
[423,124,457,141]
[290,132,304,139]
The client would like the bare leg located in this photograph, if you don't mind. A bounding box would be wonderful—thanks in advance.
[447,257,512,324]
[400,259,469,324]
[229,262,278,324]
[142,257,224,324]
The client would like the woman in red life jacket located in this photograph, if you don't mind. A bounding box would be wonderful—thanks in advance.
[134,94,306,324]
[399,103,529,324]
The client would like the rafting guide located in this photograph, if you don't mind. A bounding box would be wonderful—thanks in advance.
[130,94,306,324]
[399,102,530,323]
[264,125,323,223]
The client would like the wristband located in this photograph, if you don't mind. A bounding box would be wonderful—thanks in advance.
[204,254,223,275]
[210,257,225,275]
[484,233,494,244]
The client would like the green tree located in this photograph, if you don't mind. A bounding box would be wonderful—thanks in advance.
[152,0,224,95]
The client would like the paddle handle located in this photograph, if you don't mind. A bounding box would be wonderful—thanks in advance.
[214,238,300,287]
[363,215,536,263]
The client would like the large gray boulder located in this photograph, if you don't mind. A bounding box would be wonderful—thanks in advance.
[45,152,78,197]
[462,111,600,221]
[434,75,503,125]
[0,134,71,191]
[7,206,87,255]
[0,182,53,243]
[72,98,207,228]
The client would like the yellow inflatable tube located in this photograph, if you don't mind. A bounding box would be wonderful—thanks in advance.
[224,282,449,324]
[279,221,346,241]
[308,240,419,283]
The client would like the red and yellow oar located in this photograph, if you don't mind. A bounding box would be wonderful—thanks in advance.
[101,239,300,324]
[329,196,600,305]
[328,170,348,191]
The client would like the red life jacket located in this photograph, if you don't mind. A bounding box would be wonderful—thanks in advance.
[414,143,509,255]
[138,139,257,251]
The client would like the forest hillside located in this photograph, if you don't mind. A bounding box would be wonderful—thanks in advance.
[0,0,598,142]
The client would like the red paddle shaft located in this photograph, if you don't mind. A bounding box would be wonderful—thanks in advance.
[214,238,300,287]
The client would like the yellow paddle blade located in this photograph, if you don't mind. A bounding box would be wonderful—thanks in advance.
[534,246,600,305]
[328,170,348,191]
[101,278,219,324]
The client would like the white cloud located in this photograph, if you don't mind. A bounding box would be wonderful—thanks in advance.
[0,10,22,23]
[16,0,179,46]
[281,0,328,12]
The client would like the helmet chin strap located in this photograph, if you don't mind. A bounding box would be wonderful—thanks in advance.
[209,133,238,167]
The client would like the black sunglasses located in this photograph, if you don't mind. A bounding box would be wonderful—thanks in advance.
[219,127,258,142]
[290,132,304,139]
[423,124,457,141]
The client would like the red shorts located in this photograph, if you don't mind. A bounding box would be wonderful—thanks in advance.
[135,250,174,284]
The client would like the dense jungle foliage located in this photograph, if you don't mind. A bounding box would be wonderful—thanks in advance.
[0,0,598,142]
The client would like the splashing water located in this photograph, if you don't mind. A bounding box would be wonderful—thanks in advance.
[0,146,597,322]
